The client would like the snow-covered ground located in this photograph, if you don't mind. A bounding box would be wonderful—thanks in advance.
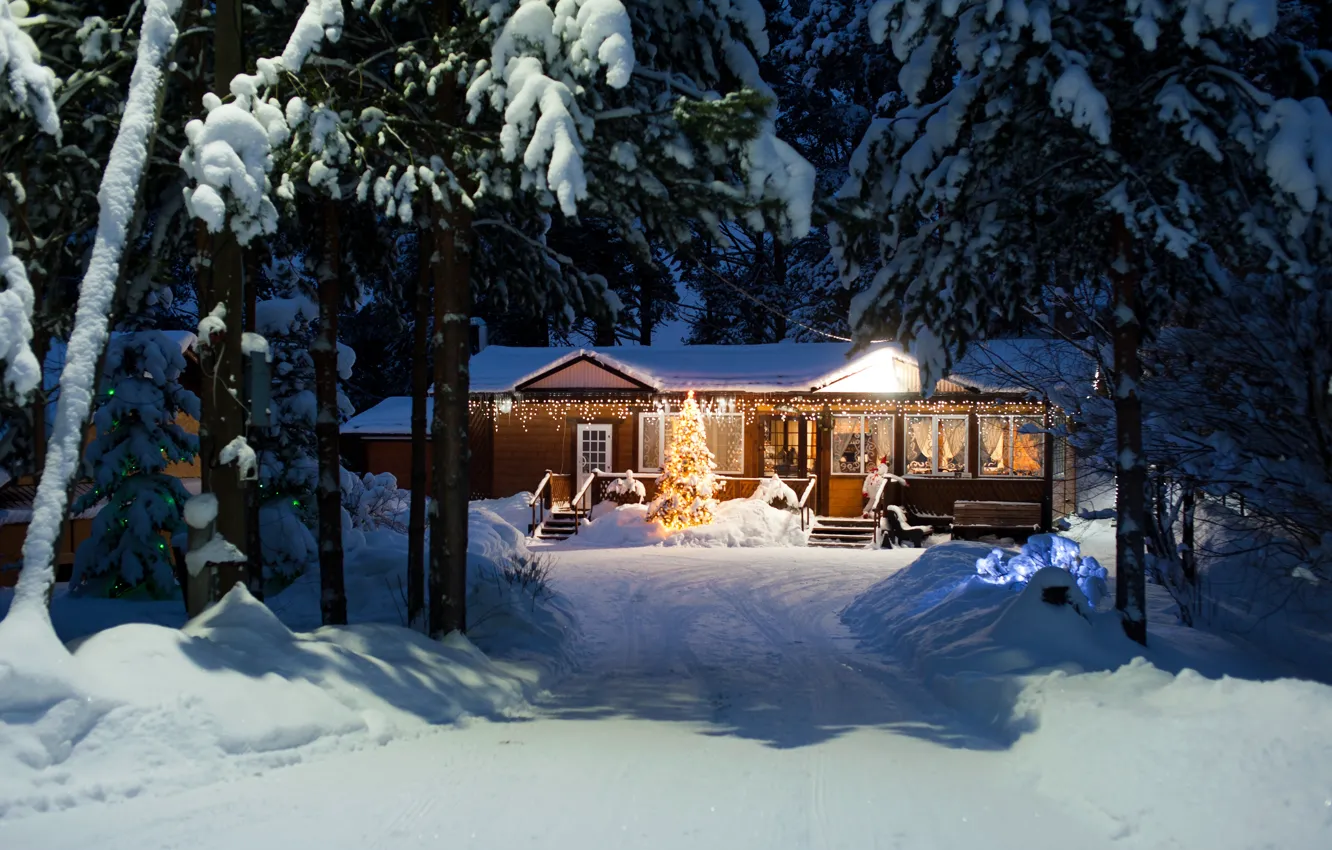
[2,524,1329,849]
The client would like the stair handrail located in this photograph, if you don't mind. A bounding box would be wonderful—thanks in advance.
[868,474,891,547]
[529,469,553,535]
[570,469,603,532]
[797,473,817,531]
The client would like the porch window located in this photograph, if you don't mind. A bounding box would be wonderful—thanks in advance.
[979,415,1044,477]
[832,415,893,474]
[639,411,744,474]
[762,417,817,478]
[905,415,969,475]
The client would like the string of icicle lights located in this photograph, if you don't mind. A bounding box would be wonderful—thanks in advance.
[468,394,1048,433]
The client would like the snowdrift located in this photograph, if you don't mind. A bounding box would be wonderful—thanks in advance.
[567,499,807,549]
[0,499,565,820]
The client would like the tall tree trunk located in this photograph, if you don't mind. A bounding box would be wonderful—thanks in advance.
[314,199,347,625]
[771,234,788,341]
[407,230,430,629]
[639,276,653,346]
[243,244,264,600]
[429,211,473,637]
[1111,219,1147,646]
[195,0,249,606]
[427,0,472,637]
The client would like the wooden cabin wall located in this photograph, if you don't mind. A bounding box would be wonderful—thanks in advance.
[493,414,570,497]
[469,405,494,499]
[901,478,1044,517]
[828,477,865,517]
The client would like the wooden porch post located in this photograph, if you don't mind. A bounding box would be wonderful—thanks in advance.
[1041,400,1055,531]
[816,404,831,517]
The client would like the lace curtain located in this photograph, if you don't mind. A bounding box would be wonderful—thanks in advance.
[979,416,1007,474]
[906,417,932,473]
[937,418,967,473]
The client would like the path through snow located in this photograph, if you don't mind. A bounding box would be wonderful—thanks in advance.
[1,546,1320,849]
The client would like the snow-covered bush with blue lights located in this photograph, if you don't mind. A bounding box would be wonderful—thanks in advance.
[70,332,200,597]
[976,534,1109,608]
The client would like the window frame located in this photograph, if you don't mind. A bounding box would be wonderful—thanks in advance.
[831,414,895,476]
[978,414,1046,479]
[638,410,745,475]
[904,413,970,477]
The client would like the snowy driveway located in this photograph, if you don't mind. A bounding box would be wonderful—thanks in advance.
[1,546,1310,850]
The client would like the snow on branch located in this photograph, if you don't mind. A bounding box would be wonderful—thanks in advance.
[179,0,344,242]
[15,0,183,617]
[0,0,60,401]
[0,213,41,397]
[467,0,636,215]
[0,0,60,138]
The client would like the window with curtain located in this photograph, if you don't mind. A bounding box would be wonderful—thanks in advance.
[639,411,744,473]
[979,415,1044,477]
[905,414,969,475]
[762,417,817,478]
[832,415,894,474]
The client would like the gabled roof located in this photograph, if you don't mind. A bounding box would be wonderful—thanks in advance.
[469,342,920,394]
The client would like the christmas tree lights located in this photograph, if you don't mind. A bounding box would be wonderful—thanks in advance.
[646,391,718,530]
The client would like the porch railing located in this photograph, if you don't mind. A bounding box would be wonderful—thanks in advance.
[796,474,817,531]
[867,475,890,548]
[528,470,553,535]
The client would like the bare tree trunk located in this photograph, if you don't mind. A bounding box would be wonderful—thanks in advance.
[429,211,473,637]
[314,199,347,625]
[1111,219,1147,646]
[407,230,429,629]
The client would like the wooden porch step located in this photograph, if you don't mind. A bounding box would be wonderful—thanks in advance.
[807,517,877,549]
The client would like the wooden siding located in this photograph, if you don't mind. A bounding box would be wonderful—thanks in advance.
[0,518,93,586]
[524,359,643,390]
[164,411,203,479]
[898,477,1045,518]
[828,476,865,518]
[470,404,494,499]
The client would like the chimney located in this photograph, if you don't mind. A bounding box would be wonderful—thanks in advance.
[469,317,488,354]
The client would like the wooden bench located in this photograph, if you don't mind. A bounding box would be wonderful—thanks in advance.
[951,500,1043,542]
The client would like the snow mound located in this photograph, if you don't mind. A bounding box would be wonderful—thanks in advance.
[846,543,1138,687]
[975,533,1109,607]
[568,499,807,549]
[0,585,529,820]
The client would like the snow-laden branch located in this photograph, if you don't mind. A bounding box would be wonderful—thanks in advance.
[0,0,59,137]
[0,0,61,400]
[179,0,344,242]
[0,213,41,397]
[14,0,183,618]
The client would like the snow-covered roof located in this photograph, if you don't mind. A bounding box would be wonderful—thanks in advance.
[345,339,1083,437]
[469,342,917,393]
[341,397,430,436]
[947,339,1096,397]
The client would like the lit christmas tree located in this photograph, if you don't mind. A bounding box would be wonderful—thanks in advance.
[647,391,718,530]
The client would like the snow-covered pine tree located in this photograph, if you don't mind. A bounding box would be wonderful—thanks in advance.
[831,0,1330,643]
[69,331,199,597]
[0,0,60,478]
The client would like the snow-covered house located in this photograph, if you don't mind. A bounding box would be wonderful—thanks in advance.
[342,340,1091,538]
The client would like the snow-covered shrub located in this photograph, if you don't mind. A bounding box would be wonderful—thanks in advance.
[976,534,1109,609]
[603,470,646,505]
[751,473,798,512]
[340,468,407,530]
[70,331,199,597]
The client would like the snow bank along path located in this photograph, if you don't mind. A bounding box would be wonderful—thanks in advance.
[4,545,1330,850]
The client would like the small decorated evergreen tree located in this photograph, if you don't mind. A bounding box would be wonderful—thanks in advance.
[71,331,199,597]
[647,392,719,529]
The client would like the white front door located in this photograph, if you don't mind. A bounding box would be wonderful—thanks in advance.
[576,424,613,505]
